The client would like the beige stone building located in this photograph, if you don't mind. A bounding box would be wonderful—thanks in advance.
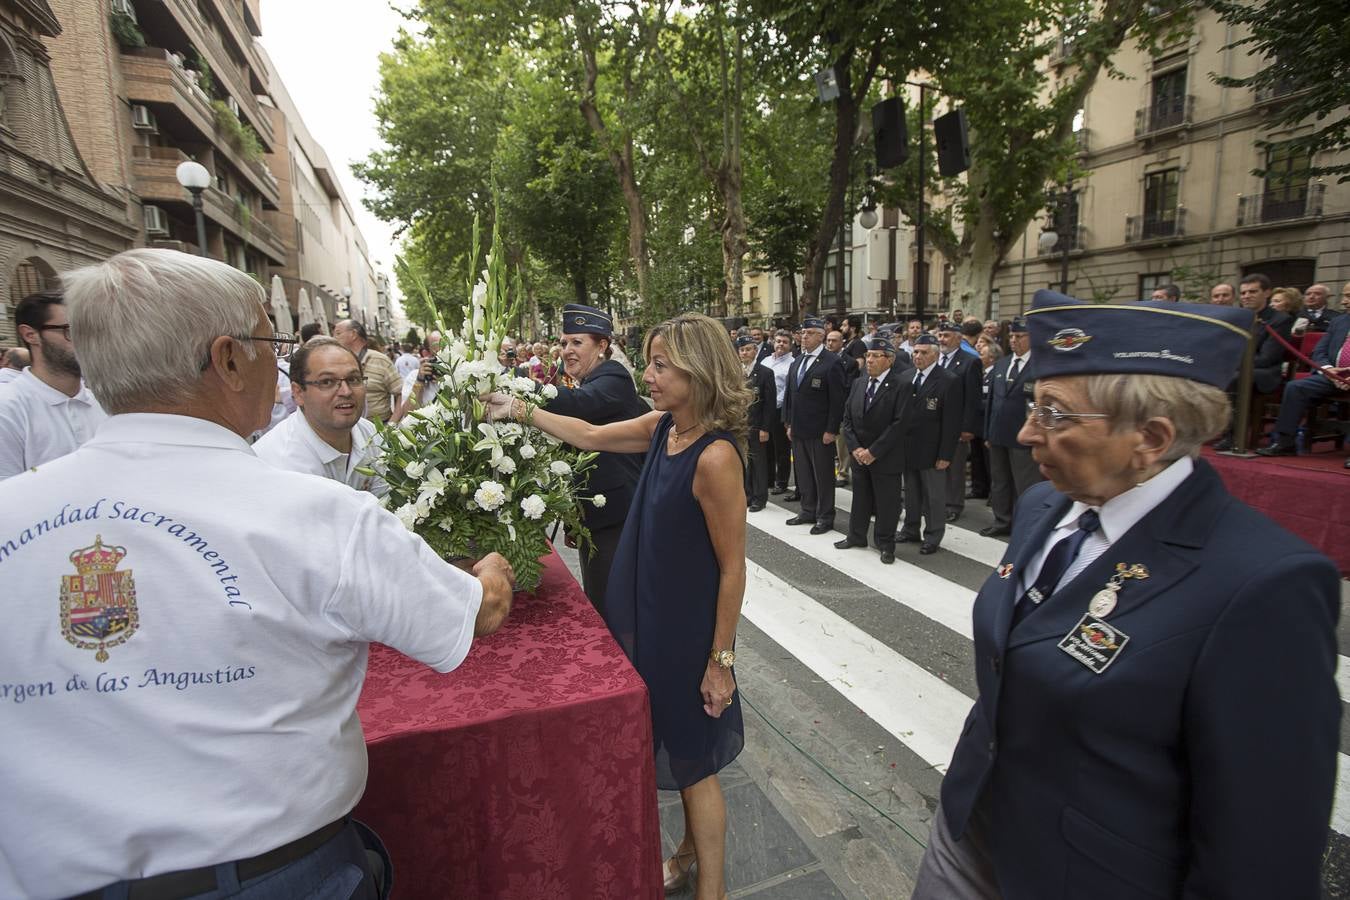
[0,0,137,344]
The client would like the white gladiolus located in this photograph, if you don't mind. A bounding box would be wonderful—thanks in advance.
[404,460,427,478]
[474,480,507,511]
[520,494,546,520]
[550,461,572,476]
[541,384,558,400]
[591,494,607,508]
[518,443,536,459]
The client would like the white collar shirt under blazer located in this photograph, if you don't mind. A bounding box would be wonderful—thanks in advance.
[0,413,482,898]
[253,413,389,497]
[0,368,106,480]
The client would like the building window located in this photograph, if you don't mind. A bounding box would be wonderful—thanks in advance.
[823,255,852,307]
[1142,169,1179,238]
[1148,67,1187,131]
[748,285,760,309]
[1139,272,1170,299]
[1262,140,1311,220]
[1047,189,1081,251]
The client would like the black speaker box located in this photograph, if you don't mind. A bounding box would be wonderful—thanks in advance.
[934,108,971,177]
[872,98,908,170]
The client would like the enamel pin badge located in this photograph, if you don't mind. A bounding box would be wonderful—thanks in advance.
[1058,615,1129,674]
[997,563,1014,580]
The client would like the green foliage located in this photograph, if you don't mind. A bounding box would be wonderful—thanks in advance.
[192,50,216,97]
[1209,0,1350,182]
[403,327,422,347]
[212,100,263,162]
[110,11,145,49]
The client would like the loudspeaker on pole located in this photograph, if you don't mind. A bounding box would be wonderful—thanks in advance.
[933,108,971,177]
[872,98,908,170]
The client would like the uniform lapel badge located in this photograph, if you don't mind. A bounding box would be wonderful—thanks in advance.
[1086,563,1150,618]
[997,562,1014,579]
[1059,614,1130,674]
[59,535,139,663]
[925,396,938,411]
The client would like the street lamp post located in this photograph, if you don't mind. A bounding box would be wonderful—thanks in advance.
[175,160,211,257]
[1039,174,1075,293]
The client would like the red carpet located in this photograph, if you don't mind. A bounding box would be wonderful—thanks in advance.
[1201,447,1350,576]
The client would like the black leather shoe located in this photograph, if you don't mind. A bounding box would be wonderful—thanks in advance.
[785,515,811,526]
[920,542,939,555]
[834,538,864,549]
[1344,458,1350,470]
[880,550,895,564]
[896,534,918,544]
[1212,438,1233,452]
[783,492,801,502]
[810,523,832,535]
[770,486,786,495]
[967,491,989,500]
[945,511,961,523]
[748,503,765,512]
[979,525,1011,537]
[1255,443,1296,457]
[835,478,849,487]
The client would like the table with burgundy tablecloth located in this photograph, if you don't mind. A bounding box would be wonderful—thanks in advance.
[355,550,663,899]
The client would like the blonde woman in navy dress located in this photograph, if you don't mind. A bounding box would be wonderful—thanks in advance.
[490,312,752,900]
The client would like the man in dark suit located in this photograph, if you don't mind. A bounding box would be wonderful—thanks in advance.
[738,336,776,510]
[1215,273,1292,450]
[880,324,915,374]
[915,290,1338,900]
[750,326,773,364]
[935,321,982,523]
[1302,284,1341,333]
[980,317,1044,537]
[1258,310,1350,456]
[783,316,845,534]
[895,335,960,554]
[836,337,908,564]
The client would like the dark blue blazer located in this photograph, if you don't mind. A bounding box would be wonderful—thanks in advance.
[783,349,845,438]
[942,349,984,435]
[940,462,1340,899]
[983,353,1036,448]
[1310,312,1350,368]
[746,364,775,434]
[542,359,648,531]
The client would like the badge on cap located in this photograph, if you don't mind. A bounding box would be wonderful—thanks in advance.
[574,316,586,325]
[1059,614,1130,674]
[1048,328,1093,351]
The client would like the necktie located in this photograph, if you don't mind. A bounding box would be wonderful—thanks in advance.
[1006,358,1022,395]
[865,378,879,408]
[1015,509,1101,625]
[912,371,924,394]
[941,353,950,369]
[1337,334,1350,369]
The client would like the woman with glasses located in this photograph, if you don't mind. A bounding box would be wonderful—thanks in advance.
[914,292,1340,899]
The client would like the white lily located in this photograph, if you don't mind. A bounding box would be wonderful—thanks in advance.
[472,423,506,463]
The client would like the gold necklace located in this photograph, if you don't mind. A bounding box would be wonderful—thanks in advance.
[670,421,701,447]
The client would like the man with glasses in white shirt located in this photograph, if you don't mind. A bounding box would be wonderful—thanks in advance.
[0,289,106,479]
[254,337,388,496]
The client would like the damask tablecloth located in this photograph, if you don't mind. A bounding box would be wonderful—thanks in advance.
[355,550,663,899]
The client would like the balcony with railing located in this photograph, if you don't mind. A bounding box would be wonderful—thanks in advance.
[1252,76,1307,107]
[1134,95,1194,138]
[1236,183,1325,227]
[1126,209,1186,242]
[1073,128,1089,155]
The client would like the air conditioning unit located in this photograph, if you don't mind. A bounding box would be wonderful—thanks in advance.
[226,96,241,118]
[130,105,157,132]
[111,0,137,22]
[143,205,169,236]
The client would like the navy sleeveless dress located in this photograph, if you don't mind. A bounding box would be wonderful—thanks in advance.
[604,413,745,790]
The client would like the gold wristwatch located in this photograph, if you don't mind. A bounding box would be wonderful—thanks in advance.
[709,648,735,669]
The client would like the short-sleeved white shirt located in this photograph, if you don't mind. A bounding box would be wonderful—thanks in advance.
[395,352,420,380]
[0,414,481,898]
[0,366,23,386]
[254,412,389,497]
[0,369,107,479]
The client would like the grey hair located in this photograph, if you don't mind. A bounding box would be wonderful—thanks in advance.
[62,249,266,414]
[1081,373,1230,463]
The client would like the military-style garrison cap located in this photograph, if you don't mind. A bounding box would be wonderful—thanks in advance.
[800,316,827,331]
[1025,289,1255,389]
[562,303,613,336]
[936,320,960,333]
[871,336,896,354]
[735,335,757,348]
[1008,316,1028,334]
[913,333,940,347]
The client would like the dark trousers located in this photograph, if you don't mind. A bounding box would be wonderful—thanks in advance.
[988,443,1044,528]
[1273,373,1348,442]
[945,439,971,515]
[847,461,902,551]
[792,434,836,526]
[901,467,947,545]
[969,438,990,497]
[745,432,769,506]
[766,405,792,489]
[582,523,625,618]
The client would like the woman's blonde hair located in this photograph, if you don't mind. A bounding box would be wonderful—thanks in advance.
[643,312,754,457]
[1271,286,1304,317]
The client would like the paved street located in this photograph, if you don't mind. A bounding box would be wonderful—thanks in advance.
[563,484,1350,898]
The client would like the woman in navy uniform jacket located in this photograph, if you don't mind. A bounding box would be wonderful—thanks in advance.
[914,291,1340,900]
[541,303,648,614]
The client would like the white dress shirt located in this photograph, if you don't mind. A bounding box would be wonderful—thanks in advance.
[253,412,389,497]
[0,413,481,897]
[760,353,794,408]
[0,369,107,480]
[1018,456,1194,596]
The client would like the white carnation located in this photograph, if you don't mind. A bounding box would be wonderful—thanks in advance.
[591,493,607,508]
[541,384,558,400]
[520,494,546,520]
[404,460,427,478]
[474,480,507,511]
[513,376,537,393]
[550,461,572,477]
[491,455,517,475]
[518,443,536,459]
[394,503,420,531]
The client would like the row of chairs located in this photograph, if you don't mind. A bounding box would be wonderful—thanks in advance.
[1248,331,1349,453]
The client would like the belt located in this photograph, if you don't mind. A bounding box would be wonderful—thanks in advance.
[70,818,348,900]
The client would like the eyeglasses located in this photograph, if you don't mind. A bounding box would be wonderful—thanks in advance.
[233,333,299,355]
[37,324,71,339]
[297,375,364,392]
[1025,402,1111,430]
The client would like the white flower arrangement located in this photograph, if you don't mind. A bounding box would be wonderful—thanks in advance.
[366,216,597,590]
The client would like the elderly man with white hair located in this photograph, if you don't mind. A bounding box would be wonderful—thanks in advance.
[0,249,514,900]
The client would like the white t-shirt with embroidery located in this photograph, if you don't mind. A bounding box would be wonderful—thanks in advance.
[254,412,389,497]
[0,369,107,479]
[0,414,481,898]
